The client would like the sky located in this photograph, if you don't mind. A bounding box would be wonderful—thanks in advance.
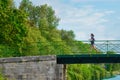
[14,0,120,40]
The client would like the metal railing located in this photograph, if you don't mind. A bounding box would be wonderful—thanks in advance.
[82,40,120,53]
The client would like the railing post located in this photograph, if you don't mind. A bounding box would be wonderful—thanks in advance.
[106,40,109,54]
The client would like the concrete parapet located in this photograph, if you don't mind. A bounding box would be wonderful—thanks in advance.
[0,55,65,80]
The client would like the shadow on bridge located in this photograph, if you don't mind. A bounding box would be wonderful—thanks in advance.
[57,54,120,64]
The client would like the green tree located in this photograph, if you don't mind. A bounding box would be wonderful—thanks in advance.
[105,51,120,76]
[60,29,75,41]
[38,4,60,40]
[19,0,32,12]
[0,0,28,56]
[0,0,27,45]
[39,4,59,29]
[0,9,27,45]
[0,0,15,9]
[19,0,37,26]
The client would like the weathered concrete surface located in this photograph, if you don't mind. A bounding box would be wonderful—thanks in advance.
[0,55,65,80]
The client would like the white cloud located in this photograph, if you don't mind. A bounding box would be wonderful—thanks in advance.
[104,11,115,14]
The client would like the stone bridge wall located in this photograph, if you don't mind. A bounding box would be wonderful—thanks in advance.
[0,55,65,80]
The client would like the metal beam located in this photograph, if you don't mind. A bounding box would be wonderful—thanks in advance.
[57,54,120,64]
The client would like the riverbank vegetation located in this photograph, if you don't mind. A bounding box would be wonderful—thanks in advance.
[0,0,120,80]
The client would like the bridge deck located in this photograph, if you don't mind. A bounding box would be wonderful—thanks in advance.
[57,54,120,64]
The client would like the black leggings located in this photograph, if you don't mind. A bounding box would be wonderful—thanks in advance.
[91,41,94,45]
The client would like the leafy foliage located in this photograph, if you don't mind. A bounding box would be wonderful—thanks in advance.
[0,3,27,45]
[0,0,119,80]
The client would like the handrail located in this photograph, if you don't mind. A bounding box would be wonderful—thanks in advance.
[81,40,120,53]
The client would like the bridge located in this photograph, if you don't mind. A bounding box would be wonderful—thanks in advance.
[1,40,120,64]
[57,40,120,64]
